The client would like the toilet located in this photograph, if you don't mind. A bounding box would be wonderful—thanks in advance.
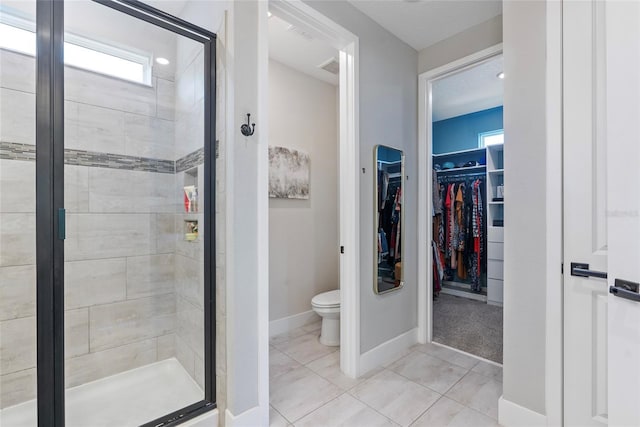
[311,289,340,346]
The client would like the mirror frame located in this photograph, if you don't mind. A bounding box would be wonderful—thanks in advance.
[374,144,405,295]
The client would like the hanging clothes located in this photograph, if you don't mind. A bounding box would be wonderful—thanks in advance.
[378,170,389,210]
[432,171,485,292]
[467,179,484,291]
[432,240,443,297]
[455,184,466,278]
[432,170,443,215]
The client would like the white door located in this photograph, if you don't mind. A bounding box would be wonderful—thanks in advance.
[604,2,640,425]
[564,1,640,426]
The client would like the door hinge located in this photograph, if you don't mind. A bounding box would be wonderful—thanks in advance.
[561,263,564,274]
[340,246,344,254]
[58,208,66,240]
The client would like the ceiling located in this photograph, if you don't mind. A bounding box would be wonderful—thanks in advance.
[269,15,339,86]
[432,55,503,121]
[348,0,502,51]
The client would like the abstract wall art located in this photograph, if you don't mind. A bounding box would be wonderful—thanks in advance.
[268,146,310,199]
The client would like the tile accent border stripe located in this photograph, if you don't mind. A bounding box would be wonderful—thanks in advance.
[176,147,204,173]
[64,148,175,174]
[1,141,204,174]
[0,141,36,162]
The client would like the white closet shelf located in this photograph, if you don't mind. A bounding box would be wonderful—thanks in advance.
[489,201,504,205]
[488,169,504,174]
[433,147,486,158]
[436,165,486,174]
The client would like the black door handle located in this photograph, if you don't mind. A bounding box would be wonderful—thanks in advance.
[609,279,640,302]
[571,262,607,279]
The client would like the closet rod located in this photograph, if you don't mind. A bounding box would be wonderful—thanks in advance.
[437,172,486,182]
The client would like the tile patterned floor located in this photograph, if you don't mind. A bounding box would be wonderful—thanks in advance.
[270,322,503,427]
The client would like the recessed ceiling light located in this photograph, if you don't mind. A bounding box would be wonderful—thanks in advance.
[497,72,505,79]
[156,57,170,65]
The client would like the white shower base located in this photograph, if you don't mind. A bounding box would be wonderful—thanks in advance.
[0,358,203,427]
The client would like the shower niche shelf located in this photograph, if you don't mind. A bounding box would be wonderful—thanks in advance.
[184,219,199,242]
[183,167,199,213]
[183,167,199,242]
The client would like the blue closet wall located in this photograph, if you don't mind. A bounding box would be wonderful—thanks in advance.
[433,106,503,154]
[377,145,402,162]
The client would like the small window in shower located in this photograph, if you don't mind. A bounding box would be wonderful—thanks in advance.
[0,16,152,85]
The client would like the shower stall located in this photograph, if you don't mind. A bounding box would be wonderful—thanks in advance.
[0,0,217,425]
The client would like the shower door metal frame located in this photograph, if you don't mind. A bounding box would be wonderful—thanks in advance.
[35,1,217,426]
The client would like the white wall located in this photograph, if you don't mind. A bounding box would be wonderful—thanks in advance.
[418,15,502,74]
[501,0,561,421]
[268,60,339,322]
[304,1,418,355]
[225,1,270,424]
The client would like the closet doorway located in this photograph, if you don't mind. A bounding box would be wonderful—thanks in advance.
[418,46,504,365]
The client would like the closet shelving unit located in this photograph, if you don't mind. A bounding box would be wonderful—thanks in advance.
[433,144,506,305]
[434,147,488,302]
[486,143,504,306]
[433,147,486,165]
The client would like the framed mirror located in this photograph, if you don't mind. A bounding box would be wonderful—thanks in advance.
[374,145,405,294]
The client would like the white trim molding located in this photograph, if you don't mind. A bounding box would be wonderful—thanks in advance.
[269,311,320,338]
[544,1,563,426]
[359,328,419,375]
[417,43,503,345]
[498,397,547,427]
[338,38,360,379]
[224,406,262,427]
[269,0,361,380]
[256,0,271,424]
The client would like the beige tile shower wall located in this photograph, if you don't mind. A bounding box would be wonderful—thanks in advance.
[0,49,178,409]
[1,51,176,157]
[173,43,207,389]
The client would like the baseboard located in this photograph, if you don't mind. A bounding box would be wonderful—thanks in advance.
[359,327,419,376]
[269,310,320,338]
[441,286,488,302]
[431,341,502,367]
[225,406,264,427]
[181,409,219,427]
[498,396,547,427]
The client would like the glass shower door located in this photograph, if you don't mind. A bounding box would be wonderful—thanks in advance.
[0,0,38,424]
[61,1,214,425]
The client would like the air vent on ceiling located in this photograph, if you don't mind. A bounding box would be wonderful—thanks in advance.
[318,58,339,75]
[286,24,314,41]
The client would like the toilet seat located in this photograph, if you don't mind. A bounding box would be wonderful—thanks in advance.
[312,290,340,308]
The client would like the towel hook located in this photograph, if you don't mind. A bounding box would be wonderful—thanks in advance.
[241,113,256,136]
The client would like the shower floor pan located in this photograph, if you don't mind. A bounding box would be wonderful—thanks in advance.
[0,358,203,427]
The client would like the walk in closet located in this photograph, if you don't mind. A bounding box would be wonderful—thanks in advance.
[429,53,504,363]
[432,143,504,306]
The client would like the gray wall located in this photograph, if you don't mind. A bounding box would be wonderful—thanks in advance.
[418,15,502,74]
[502,0,548,416]
[268,60,339,322]
[304,1,419,354]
